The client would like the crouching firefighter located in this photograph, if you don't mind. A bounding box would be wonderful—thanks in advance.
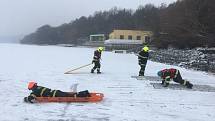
[157,68,193,89]
[91,47,104,74]
[24,82,91,103]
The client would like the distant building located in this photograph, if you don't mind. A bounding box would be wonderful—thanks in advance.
[90,34,106,42]
[105,30,152,51]
[83,34,106,47]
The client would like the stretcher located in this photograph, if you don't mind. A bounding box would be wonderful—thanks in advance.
[35,93,104,103]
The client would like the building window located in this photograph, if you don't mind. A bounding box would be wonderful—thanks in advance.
[120,35,124,39]
[136,36,141,40]
[145,36,150,43]
[128,35,132,40]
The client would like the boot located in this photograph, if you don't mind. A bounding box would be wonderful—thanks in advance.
[186,82,193,89]
[139,71,144,76]
[97,69,101,74]
[91,69,94,73]
[77,90,91,97]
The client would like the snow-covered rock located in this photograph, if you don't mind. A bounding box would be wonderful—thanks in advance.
[150,48,215,73]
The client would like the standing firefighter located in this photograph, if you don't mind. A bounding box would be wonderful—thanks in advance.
[157,68,193,89]
[91,47,104,74]
[138,46,149,76]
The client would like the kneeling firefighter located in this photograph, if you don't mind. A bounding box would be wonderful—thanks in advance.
[157,68,193,89]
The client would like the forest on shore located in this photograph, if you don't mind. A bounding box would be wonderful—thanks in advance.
[20,0,215,49]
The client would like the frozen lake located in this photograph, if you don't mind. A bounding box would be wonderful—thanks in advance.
[0,43,215,121]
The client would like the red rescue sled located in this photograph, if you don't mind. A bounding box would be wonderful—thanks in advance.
[35,93,104,103]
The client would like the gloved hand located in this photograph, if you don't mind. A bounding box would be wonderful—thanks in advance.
[161,80,165,85]
[24,97,28,103]
[29,99,36,103]
[24,96,36,103]
[92,60,95,64]
[163,82,169,87]
[186,82,193,89]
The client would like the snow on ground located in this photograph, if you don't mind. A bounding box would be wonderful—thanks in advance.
[0,43,215,121]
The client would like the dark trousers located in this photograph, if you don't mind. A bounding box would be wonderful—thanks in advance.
[49,90,73,97]
[139,61,147,76]
[173,71,189,86]
[173,71,183,83]
[92,61,101,72]
[139,65,146,76]
[54,90,90,97]
[173,71,193,88]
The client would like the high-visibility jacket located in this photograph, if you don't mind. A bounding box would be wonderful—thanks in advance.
[26,86,51,103]
[138,50,149,66]
[161,68,179,83]
[93,50,101,61]
[30,86,51,97]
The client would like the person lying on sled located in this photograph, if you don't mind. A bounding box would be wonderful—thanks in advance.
[157,68,193,89]
[24,82,91,103]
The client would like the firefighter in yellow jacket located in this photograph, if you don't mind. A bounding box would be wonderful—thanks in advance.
[138,46,149,76]
[91,47,104,74]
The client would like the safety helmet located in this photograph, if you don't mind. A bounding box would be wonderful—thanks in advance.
[142,46,149,52]
[157,71,163,77]
[98,47,104,52]
[28,81,37,90]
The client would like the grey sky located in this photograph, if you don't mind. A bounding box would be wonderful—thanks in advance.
[0,0,176,37]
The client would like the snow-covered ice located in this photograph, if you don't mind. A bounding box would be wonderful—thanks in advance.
[0,43,215,121]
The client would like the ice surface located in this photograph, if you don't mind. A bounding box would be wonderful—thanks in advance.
[0,43,215,121]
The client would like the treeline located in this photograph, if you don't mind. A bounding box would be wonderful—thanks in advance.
[20,0,215,48]
[157,0,215,48]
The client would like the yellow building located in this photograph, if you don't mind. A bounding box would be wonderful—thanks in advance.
[109,30,152,43]
[105,29,152,51]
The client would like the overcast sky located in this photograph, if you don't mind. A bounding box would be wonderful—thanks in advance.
[0,0,176,37]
